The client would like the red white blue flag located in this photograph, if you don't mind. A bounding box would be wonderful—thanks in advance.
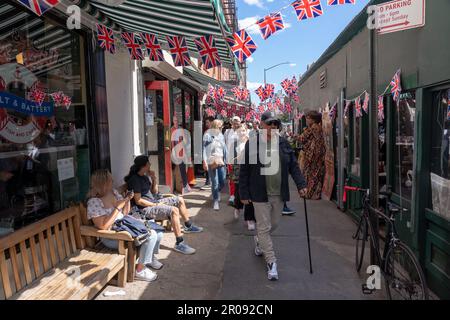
[290,76,298,94]
[390,69,402,105]
[255,85,266,101]
[166,36,191,67]
[292,0,323,21]
[257,13,285,40]
[240,88,250,101]
[355,97,362,118]
[17,0,59,16]
[194,36,221,69]
[141,33,164,62]
[97,24,115,54]
[231,87,241,100]
[215,86,226,101]
[121,33,144,60]
[281,78,293,95]
[328,0,355,5]
[362,92,370,113]
[378,96,385,123]
[226,29,257,63]
[264,84,275,100]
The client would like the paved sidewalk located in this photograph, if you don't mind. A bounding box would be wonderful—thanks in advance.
[97,180,386,300]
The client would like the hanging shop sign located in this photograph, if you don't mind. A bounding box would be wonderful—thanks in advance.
[0,92,53,116]
[377,0,426,35]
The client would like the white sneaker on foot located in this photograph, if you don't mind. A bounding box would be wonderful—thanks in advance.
[247,220,256,231]
[267,262,279,281]
[233,209,240,220]
[228,195,235,205]
[135,267,158,282]
[213,201,220,211]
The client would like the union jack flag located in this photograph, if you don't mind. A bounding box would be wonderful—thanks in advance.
[378,96,385,123]
[255,85,266,101]
[292,93,300,103]
[328,0,355,5]
[194,36,221,69]
[49,91,64,106]
[17,0,59,16]
[329,102,337,121]
[231,87,241,100]
[258,104,266,114]
[220,109,228,118]
[281,78,293,95]
[215,86,226,101]
[208,83,216,98]
[355,97,362,118]
[257,13,285,40]
[205,107,216,117]
[141,33,164,62]
[121,33,144,60]
[291,76,298,93]
[285,103,292,113]
[96,24,115,54]
[292,0,323,21]
[226,29,257,63]
[62,95,72,110]
[166,36,191,67]
[390,69,402,105]
[240,88,250,101]
[264,84,275,100]
[362,92,370,113]
[275,97,282,108]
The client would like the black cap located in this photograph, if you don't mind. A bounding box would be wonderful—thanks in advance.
[261,111,279,124]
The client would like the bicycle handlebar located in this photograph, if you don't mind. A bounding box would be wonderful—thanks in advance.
[343,186,368,203]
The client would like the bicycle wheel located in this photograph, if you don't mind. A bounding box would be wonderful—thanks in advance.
[384,241,429,300]
[353,217,367,272]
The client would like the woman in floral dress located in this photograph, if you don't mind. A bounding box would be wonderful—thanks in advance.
[297,111,326,200]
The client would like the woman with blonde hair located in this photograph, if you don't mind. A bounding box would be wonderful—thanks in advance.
[203,119,227,210]
[87,169,163,282]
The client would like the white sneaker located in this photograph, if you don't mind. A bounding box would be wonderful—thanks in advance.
[233,209,240,220]
[213,201,220,211]
[254,235,263,257]
[247,220,256,231]
[228,195,235,205]
[147,256,163,270]
[135,267,158,282]
[267,262,279,281]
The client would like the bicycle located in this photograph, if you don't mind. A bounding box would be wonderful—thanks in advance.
[343,185,429,300]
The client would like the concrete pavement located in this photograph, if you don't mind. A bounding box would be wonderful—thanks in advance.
[97,180,386,300]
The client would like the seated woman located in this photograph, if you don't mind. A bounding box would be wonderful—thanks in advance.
[86,169,163,283]
[125,155,203,255]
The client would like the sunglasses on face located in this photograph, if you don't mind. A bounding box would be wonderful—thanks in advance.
[265,120,280,127]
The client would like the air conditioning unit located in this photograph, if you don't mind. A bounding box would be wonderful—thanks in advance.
[91,0,126,6]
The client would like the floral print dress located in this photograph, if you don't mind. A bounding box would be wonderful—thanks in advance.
[298,123,326,200]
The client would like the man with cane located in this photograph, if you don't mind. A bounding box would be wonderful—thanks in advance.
[239,111,308,280]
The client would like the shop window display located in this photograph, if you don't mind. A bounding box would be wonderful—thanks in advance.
[430,89,450,221]
[393,92,415,200]
[0,3,89,235]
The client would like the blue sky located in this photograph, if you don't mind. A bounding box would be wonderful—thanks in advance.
[236,0,370,102]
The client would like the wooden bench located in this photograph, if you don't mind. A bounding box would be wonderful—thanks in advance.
[0,207,128,300]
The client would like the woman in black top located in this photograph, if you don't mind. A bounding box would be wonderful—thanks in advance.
[125,155,203,255]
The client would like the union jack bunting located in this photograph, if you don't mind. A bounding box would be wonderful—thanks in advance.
[30,86,46,106]
[208,84,216,98]
[264,84,275,100]
[220,109,227,118]
[62,95,72,110]
[292,94,300,103]
[240,88,250,101]
[166,36,191,67]
[97,24,115,54]
[362,92,370,113]
[390,69,402,105]
[141,33,164,62]
[50,91,64,106]
[258,104,266,114]
[378,96,385,123]
[121,33,144,60]
[290,76,298,94]
[328,0,355,5]
[17,0,59,16]
[255,85,266,101]
[257,13,285,40]
[329,102,337,121]
[281,78,293,95]
[291,0,324,21]
[285,103,292,113]
[214,86,226,101]
[275,97,282,108]
[226,29,257,63]
[231,87,242,100]
[194,36,221,69]
[205,107,216,117]
[355,97,362,118]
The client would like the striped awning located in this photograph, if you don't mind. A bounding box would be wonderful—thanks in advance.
[70,0,235,67]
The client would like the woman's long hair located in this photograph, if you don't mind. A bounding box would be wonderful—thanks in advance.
[124,155,149,183]
[87,169,112,199]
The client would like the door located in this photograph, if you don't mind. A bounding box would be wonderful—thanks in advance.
[145,81,173,191]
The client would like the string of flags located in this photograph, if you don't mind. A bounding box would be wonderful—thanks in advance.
[28,85,72,109]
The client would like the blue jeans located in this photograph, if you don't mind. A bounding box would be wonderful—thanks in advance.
[209,166,226,201]
[102,230,163,265]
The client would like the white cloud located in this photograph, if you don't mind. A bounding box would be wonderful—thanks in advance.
[246,56,254,63]
[247,81,263,90]
[238,16,261,35]
[243,0,264,8]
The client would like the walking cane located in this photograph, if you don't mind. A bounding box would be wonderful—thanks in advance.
[303,197,313,274]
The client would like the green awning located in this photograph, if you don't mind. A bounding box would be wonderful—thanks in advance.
[71,0,235,67]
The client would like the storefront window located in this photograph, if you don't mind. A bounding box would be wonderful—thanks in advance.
[429,89,450,221]
[351,106,361,176]
[0,3,89,235]
[393,92,415,200]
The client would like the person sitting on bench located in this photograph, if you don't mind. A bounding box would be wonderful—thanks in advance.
[87,169,162,283]
[125,155,203,255]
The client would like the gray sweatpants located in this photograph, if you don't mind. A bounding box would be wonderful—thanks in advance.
[253,196,283,264]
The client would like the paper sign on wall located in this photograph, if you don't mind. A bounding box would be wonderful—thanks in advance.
[146,113,154,126]
[57,158,75,181]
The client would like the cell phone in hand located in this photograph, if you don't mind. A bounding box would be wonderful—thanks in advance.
[125,190,134,198]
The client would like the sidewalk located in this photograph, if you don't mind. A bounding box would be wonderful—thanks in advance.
[97,180,386,300]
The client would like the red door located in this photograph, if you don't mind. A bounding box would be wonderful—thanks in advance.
[145,81,173,191]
